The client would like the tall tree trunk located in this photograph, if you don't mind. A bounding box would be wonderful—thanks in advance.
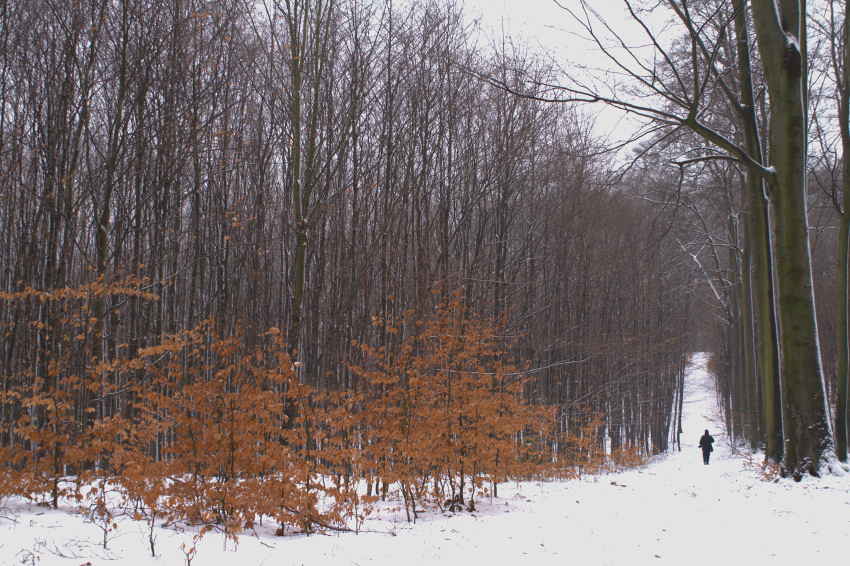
[733,0,783,460]
[750,178,783,460]
[729,216,745,448]
[836,209,849,461]
[833,0,850,463]
[740,217,759,449]
[284,0,335,370]
[750,0,834,478]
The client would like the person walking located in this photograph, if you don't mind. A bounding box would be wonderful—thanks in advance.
[698,429,715,465]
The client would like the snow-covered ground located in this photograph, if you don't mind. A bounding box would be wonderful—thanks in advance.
[3,353,849,566]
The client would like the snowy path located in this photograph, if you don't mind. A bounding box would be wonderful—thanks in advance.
[3,353,850,565]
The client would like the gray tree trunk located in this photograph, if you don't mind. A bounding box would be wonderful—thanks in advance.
[750,0,834,478]
[733,0,783,461]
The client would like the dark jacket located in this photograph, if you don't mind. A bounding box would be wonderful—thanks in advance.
[699,432,715,452]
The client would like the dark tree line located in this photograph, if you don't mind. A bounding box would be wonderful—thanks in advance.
[0,0,692,486]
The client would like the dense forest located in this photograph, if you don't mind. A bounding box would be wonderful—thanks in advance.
[0,0,846,538]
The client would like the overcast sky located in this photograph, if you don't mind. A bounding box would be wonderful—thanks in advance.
[462,0,573,44]
[459,0,650,151]
[459,0,644,58]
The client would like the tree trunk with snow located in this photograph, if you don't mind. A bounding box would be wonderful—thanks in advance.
[750,0,833,478]
[732,0,783,461]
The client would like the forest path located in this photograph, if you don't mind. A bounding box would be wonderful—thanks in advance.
[4,354,850,566]
[264,352,850,565]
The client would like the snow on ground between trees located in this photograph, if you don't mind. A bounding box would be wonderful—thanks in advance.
[2,353,849,566]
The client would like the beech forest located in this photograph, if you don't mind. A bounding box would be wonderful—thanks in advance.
[2,0,847,541]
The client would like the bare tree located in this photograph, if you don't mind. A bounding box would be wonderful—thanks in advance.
[522,0,835,477]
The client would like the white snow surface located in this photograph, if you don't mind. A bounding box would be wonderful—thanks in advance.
[3,352,849,565]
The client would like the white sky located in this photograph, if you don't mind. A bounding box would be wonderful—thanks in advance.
[463,0,596,52]
[460,0,661,59]
[460,0,655,153]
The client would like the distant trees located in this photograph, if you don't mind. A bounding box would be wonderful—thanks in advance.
[0,0,691,532]
[547,0,844,478]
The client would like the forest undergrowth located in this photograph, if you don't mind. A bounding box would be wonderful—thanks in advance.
[0,282,647,552]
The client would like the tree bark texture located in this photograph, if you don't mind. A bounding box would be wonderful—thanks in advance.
[750,0,834,477]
